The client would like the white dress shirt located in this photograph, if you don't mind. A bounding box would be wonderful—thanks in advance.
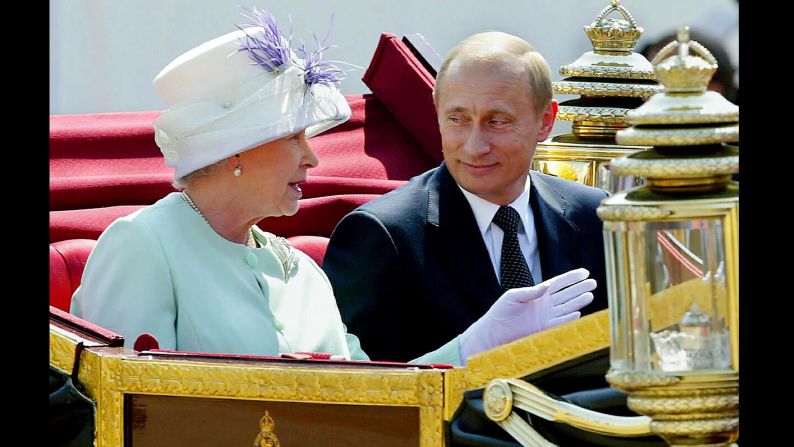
[458,176,543,285]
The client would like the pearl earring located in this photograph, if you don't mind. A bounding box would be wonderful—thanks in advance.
[232,154,242,176]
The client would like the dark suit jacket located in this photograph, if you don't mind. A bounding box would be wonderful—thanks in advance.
[323,163,610,362]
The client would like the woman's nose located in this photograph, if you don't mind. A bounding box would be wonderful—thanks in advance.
[301,136,319,168]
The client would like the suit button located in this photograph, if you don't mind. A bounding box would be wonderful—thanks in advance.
[245,252,258,267]
[273,317,284,332]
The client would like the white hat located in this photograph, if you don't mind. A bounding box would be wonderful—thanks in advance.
[152,11,351,180]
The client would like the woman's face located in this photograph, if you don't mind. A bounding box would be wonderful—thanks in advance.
[238,130,318,219]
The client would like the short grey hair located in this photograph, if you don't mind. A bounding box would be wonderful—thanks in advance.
[434,31,553,114]
[171,159,226,190]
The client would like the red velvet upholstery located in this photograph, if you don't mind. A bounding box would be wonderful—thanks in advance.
[287,235,330,266]
[49,239,96,311]
[256,194,382,239]
[49,111,173,210]
[50,194,382,244]
[49,247,71,311]
[363,33,441,163]
[50,205,143,243]
[308,95,436,181]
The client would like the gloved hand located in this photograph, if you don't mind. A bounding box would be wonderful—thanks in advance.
[459,268,596,364]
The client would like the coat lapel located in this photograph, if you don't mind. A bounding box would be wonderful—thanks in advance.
[426,164,503,316]
[529,172,581,282]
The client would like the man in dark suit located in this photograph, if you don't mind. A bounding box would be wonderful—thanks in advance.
[323,31,609,363]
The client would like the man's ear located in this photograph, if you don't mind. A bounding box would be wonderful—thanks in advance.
[537,100,558,141]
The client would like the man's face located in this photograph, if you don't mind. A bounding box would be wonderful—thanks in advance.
[436,59,556,205]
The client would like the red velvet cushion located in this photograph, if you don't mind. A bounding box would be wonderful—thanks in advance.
[49,246,71,311]
[49,239,97,311]
[257,194,382,239]
[287,235,330,266]
[363,33,442,163]
[50,173,176,211]
[50,205,143,243]
[300,176,405,197]
[49,111,173,210]
[309,95,436,181]
[50,194,382,244]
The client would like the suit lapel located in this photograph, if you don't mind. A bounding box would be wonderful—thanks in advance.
[426,164,503,316]
[530,172,582,282]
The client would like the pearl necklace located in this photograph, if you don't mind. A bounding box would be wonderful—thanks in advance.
[181,191,257,248]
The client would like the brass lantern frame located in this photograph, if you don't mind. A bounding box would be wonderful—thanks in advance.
[598,187,739,445]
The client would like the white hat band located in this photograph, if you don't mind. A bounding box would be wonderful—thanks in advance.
[151,16,352,180]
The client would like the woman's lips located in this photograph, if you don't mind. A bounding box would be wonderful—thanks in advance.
[288,182,303,195]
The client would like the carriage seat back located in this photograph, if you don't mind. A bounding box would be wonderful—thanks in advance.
[50,239,96,311]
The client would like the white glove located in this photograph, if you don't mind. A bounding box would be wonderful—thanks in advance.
[459,268,596,364]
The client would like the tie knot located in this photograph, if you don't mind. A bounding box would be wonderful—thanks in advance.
[493,206,521,233]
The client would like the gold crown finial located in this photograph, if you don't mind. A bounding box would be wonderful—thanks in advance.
[260,411,275,431]
[585,0,642,53]
[651,26,717,93]
[616,23,738,165]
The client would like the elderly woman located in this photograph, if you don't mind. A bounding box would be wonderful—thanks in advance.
[70,8,595,365]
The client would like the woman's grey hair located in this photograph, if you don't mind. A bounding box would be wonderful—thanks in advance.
[171,159,226,190]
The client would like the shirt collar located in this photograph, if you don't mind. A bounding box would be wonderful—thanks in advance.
[458,175,532,237]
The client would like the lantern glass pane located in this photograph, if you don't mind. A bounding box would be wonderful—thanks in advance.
[606,217,732,373]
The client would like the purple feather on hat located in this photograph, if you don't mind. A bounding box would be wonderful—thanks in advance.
[237,6,291,73]
[237,6,342,87]
[295,14,343,87]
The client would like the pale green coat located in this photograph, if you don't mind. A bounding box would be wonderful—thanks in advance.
[71,193,459,365]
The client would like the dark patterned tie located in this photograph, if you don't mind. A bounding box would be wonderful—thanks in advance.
[492,206,535,291]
